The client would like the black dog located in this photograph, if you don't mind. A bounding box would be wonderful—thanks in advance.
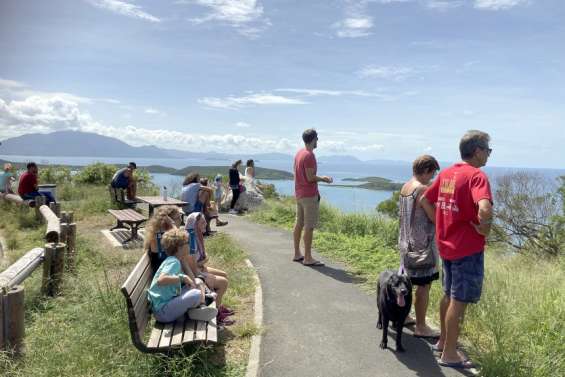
[376,270,412,352]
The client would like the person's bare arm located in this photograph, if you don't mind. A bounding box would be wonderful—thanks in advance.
[472,199,493,236]
[157,273,194,287]
[419,196,436,224]
[305,167,333,184]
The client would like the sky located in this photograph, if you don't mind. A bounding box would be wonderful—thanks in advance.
[0,0,564,168]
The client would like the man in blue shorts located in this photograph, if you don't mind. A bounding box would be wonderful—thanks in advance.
[111,162,137,200]
[422,130,494,369]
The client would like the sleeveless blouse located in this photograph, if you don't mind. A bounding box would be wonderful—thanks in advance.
[398,187,438,277]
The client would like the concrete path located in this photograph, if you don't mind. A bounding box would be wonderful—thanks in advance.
[221,215,473,377]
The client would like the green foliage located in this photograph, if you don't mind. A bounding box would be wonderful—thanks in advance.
[38,165,72,184]
[259,183,279,200]
[73,162,117,185]
[376,191,400,219]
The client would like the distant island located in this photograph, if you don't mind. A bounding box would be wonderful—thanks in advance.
[336,176,403,191]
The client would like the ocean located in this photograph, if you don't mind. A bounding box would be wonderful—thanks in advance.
[2,155,564,214]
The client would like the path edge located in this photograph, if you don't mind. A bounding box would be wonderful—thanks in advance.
[245,258,263,377]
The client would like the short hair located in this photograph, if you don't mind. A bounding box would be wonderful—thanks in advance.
[460,130,490,159]
[128,162,137,169]
[200,177,209,186]
[27,162,37,170]
[183,172,200,186]
[246,159,254,167]
[231,160,242,169]
[3,163,12,171]
[302,129,318,144]
[412,155,440,176]
[160,228,188,257]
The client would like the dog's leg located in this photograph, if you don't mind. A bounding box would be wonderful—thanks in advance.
[380,314,389,349]
[395,320,405,352]
[376,282,383,329]
[377,309,382,329]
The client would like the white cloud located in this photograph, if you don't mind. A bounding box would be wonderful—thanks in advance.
[425,0,464,11]
[86,0,161,23]
[275,87,410,101]
[198,93,308,109]
[235,121,251,128]
[473,0,527,10]
[144,107,164,115]
[0,91,393,156]
[357,65,417,80]
[333,17,373,38]
[187,0,270,38]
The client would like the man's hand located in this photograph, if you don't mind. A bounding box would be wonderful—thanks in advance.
[474,198,493,237]
[321,176,333,184]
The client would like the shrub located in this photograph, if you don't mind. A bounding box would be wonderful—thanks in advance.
[376,191,400,219]
[73,163,118,185]
[39,166,72,184]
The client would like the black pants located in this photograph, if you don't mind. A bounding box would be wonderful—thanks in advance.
[230,188,240,209]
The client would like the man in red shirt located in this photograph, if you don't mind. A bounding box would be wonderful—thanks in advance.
[293,129,333,266]
[421,130,493,369]
[18,162,56,204]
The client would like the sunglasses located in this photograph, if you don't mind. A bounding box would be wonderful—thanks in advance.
[481,146,492,156]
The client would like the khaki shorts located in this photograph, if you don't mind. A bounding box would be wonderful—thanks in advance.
[296,196,320,229]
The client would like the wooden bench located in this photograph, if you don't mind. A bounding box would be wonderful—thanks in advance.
[108,209,147,244]
[120,253,217,353]
[108,185,137,208]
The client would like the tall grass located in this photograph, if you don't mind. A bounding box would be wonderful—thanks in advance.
[251,198,565,377]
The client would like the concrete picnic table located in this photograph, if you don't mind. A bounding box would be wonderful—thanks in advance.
[136,196,187,217]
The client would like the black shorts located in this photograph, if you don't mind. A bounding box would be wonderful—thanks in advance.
[410,272,439,286]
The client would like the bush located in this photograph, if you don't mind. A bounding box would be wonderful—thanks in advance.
[39,166,72,184]
[73,163,117,185]
[493,172,564,256]
[376,191,400,219]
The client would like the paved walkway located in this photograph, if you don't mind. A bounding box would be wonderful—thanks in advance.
[221,216,472,377]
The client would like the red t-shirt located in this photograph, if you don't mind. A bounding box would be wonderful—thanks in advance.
[424,163,493,261]
[294,148,319,199]
[18,172,38,196]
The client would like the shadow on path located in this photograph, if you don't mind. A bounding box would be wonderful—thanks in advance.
[303,263,367,284]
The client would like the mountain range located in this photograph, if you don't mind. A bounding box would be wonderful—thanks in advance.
[0,131,374,164]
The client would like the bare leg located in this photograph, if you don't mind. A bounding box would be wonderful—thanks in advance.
[293,223,303,260]
[435,294,450,349]
[441,298,467,362]
[303,227,316,264]
[205,266,228,278]
[128,177,137,199]
[414,284,436,336]
[206,274,228,307]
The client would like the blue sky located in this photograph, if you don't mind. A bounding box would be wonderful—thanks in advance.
[0,0,564,168]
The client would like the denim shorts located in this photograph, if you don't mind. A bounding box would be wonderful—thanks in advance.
[442,252,484,303]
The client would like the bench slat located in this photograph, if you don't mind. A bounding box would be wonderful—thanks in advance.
[122,252,150,296]
[207,319,217,343]
[170,317,185,347]
[130,262,153,312]
[183,319,196,343]
[147,322,164,349]
[133,294,151,334]
[158,322,175,348]
[195,320,207,341]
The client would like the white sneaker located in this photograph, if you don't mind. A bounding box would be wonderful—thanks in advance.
[188,305,218,321]
[229,209,238,215]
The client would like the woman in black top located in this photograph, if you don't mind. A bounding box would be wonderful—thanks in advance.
[229,160,242,213]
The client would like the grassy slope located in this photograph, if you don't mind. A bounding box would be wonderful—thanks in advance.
[249,198,565,377]
[0,185,257,377]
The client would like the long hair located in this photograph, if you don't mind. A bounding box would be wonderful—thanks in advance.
[231,160,242,169]
[183,172,200,186]
[143,212,174,251]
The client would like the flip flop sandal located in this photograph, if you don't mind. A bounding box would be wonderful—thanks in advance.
[414,332,440,339]
[293,256,304,262]
[438,359,475,369]
[303,261,325,267]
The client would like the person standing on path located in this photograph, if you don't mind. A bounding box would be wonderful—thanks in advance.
[229,160,243,214]
[398,155,441,338]
[421,130,494,369]
[293,129,333,266]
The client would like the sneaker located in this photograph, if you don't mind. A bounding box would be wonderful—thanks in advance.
[219,305,235,316]
[229,209,238,215]
[216,220,228,227]
[188,304,218,321]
